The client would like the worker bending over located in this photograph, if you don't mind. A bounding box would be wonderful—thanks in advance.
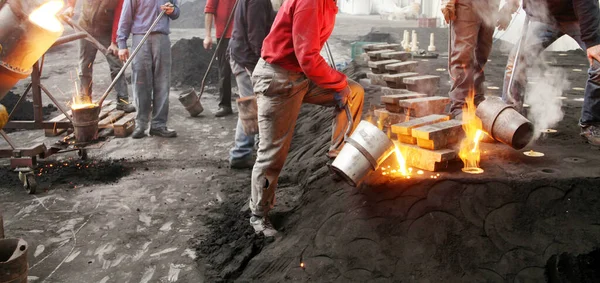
[499,0,600,145]
[249,0,364,236]
[442,0,500,118]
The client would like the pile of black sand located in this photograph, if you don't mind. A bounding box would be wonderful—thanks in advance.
[0,91,57,121]
[170,37,218,89]
[171,0,206,29]
[0,159,132,191]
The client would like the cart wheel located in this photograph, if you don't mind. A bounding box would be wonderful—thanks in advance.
[22,173,37,194]
[78,149,88,160]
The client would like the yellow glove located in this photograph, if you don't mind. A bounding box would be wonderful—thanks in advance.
[0,104,8,130]
[441,0,456,24]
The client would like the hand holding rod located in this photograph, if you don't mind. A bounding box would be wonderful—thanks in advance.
[96,10,166,107]
[324,41,354,140]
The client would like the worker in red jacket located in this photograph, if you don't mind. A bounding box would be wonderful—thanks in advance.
[204,0,236,117]
[63,0,135,113]
[249,0,364,237]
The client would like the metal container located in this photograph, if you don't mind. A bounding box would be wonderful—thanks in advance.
[178,88,203,117]
[71,105,100,143]
[476,97,534,150]
[330,120,395,187]
[0,238,28,283]
[0,0,64,100]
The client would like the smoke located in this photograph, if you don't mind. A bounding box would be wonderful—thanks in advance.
[524,63,568,141]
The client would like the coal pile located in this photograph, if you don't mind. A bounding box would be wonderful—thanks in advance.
[0,91,57,121]
[171,37,218,89]
[0,159,132,191]
[171,0,206,29]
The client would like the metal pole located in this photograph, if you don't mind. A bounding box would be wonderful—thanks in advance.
[506,16,530,104]
[324,42,336,69]
[96,10,167,106]
[198,0,240,98]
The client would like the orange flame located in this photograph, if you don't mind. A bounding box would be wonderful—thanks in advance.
[70,70,97,110]
[381,141,410,178]
[29,1,65,33]
[459,89,484,174]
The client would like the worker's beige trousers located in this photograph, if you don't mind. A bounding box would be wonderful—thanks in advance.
[249,59,364,217]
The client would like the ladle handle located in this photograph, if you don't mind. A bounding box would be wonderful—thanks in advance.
[96,10,167,107]
[344,105,353,140]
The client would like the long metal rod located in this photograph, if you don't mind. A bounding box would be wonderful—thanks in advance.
[7,84,30,121]
[324,42,336,69]
[198,0,240,98]
[62,17,109,55]
[0,130,16,150]
[96,10,166,106]
[506,16,530,103]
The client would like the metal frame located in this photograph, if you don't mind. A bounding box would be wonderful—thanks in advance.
[0,20,109,193]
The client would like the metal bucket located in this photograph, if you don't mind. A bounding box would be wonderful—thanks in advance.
[330,121,395,187]
[71,105,101,144]
[0,238,28,283]
[476,97,534,150]
[178,88,203,117]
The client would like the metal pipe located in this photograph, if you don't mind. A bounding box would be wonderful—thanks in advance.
[96,10,166,106]
[39,84,73,124]
[61,17,109,55]
[506,16,530,105]
[324,42,336,69]
[51,32,88,48]
[0,130,15,149]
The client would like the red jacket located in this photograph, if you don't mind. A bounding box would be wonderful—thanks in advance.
[261,0,347,91]
[204,0,235,39]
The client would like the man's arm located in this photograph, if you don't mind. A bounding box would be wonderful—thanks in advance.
[203,0,217,49]
[63,0,76,17]
[168,0,180,20]
[117,0,134,51]
[247,0,273,58]
[292,7,347,91]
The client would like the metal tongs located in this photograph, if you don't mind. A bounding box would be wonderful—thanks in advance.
[324,41,353,140]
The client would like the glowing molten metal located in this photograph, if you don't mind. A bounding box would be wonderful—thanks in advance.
[28,1,65,33]
[459,90,485,174]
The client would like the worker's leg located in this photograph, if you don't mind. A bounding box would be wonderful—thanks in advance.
[216,38,232,111]
[580,60,600,128]
[473,21,494,105]
[502,21,561,111]
[303,80,364,155]
[149,34,172,130]
[131,34,154,131]
[95,32,130,103]
[78,38,98,103]
[250,60,307,217]
[229,58,255,165]
[448,6,480,115]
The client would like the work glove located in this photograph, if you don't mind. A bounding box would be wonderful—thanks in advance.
[0,104,8,130]
[441,0,456,24]
[334,85,351,109]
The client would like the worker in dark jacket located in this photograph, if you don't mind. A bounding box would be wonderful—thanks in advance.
[227,0,275,169]
[64,0,135,113]
[442,0,500,118]
[499,0,600,145]
[249,0,364,236]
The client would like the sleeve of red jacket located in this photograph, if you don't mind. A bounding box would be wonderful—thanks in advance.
[291,6,347,91]
[112,0,125,44]
[204,0,218,14]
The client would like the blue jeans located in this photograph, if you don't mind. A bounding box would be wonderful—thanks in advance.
[229,58,255,161]
[502,20,600,125]
[131,33,171,130]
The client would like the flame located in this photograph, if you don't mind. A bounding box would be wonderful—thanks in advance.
[458,89,484,174]
[393,142,409,176]
[29,1,65,33]
[70,70,98,110]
